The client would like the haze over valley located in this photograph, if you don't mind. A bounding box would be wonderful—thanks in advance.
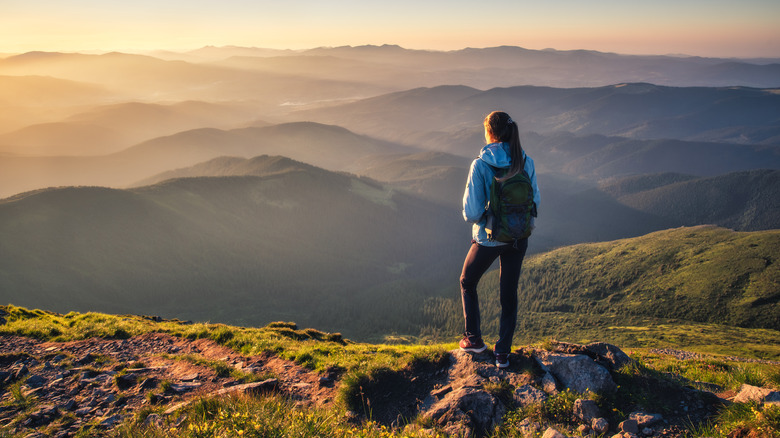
[0,44,778,342]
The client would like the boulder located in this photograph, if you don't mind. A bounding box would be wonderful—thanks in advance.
[424,387,504,434]
[585,342,634,370]
[536,353,617,394]
[734,384,780,404]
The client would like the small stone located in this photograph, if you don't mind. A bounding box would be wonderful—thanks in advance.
[578,424,590,434]
[344,410,360,423]
[541,372,558,394]
[99,414,123,427]
[518,418,543,435]
[642,427,654,435]
[114,374,137,390]
[574,398,600,423]
[619,419,639,435]
[629,412,663,428]
[143,413,164,427]
[168,382,201,393]
[139,377,158,389]
[14,364,29,379]
[25,374,47,388]
[542,427,567,438]
[181,373,199,382]
[77,353,95,365]
[592,417,609,434]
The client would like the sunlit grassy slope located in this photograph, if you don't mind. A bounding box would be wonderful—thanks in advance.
[1,305,779,438]
[423,226,780,359]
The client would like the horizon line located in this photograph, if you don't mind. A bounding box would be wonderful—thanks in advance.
[2,43,779,62]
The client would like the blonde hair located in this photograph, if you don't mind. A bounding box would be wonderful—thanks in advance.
[484,111,524,181]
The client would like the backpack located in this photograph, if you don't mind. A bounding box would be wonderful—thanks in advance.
[485,164,535,245]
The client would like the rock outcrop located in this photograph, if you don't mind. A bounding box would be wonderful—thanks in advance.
[535,351,618,394]
[418,342,638,437]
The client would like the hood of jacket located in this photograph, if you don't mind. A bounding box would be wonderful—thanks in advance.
[478,142,512,169]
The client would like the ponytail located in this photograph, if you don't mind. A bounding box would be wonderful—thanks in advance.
[484,111,524,182]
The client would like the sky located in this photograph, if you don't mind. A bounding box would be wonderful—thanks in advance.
[2,0,779,58]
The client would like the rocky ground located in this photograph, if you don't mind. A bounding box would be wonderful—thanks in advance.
[0,332,338,437]
[0,334,776,438]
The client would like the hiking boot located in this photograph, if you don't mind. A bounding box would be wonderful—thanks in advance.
[459,334,487,353]
[495,352,509,368]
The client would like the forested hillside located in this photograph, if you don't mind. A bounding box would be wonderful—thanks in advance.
[601,169,780,231]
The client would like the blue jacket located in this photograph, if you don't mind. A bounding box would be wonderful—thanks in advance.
[462,142,540,246]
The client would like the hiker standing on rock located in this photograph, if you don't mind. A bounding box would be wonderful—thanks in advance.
[459,111,539,368]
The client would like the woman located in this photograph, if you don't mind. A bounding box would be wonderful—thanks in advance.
[459,111,539,368]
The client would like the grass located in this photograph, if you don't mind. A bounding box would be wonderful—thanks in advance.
[106,393,447,438]
[632,350,780,391]
[690,402,780,438]
[2,380,35,410]
[497,389,585,437]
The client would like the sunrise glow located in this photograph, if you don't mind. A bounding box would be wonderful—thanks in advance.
[1,0,779,58]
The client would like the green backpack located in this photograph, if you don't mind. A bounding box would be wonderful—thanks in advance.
[485,164,535,245]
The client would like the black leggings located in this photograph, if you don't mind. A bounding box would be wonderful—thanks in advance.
[460,239,528,354]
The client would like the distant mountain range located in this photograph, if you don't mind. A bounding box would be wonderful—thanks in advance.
[193,44,780,89]
[292,84,780,148]
[2,45,778,133]
[4,82,778,197]
[0,101,259,156]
